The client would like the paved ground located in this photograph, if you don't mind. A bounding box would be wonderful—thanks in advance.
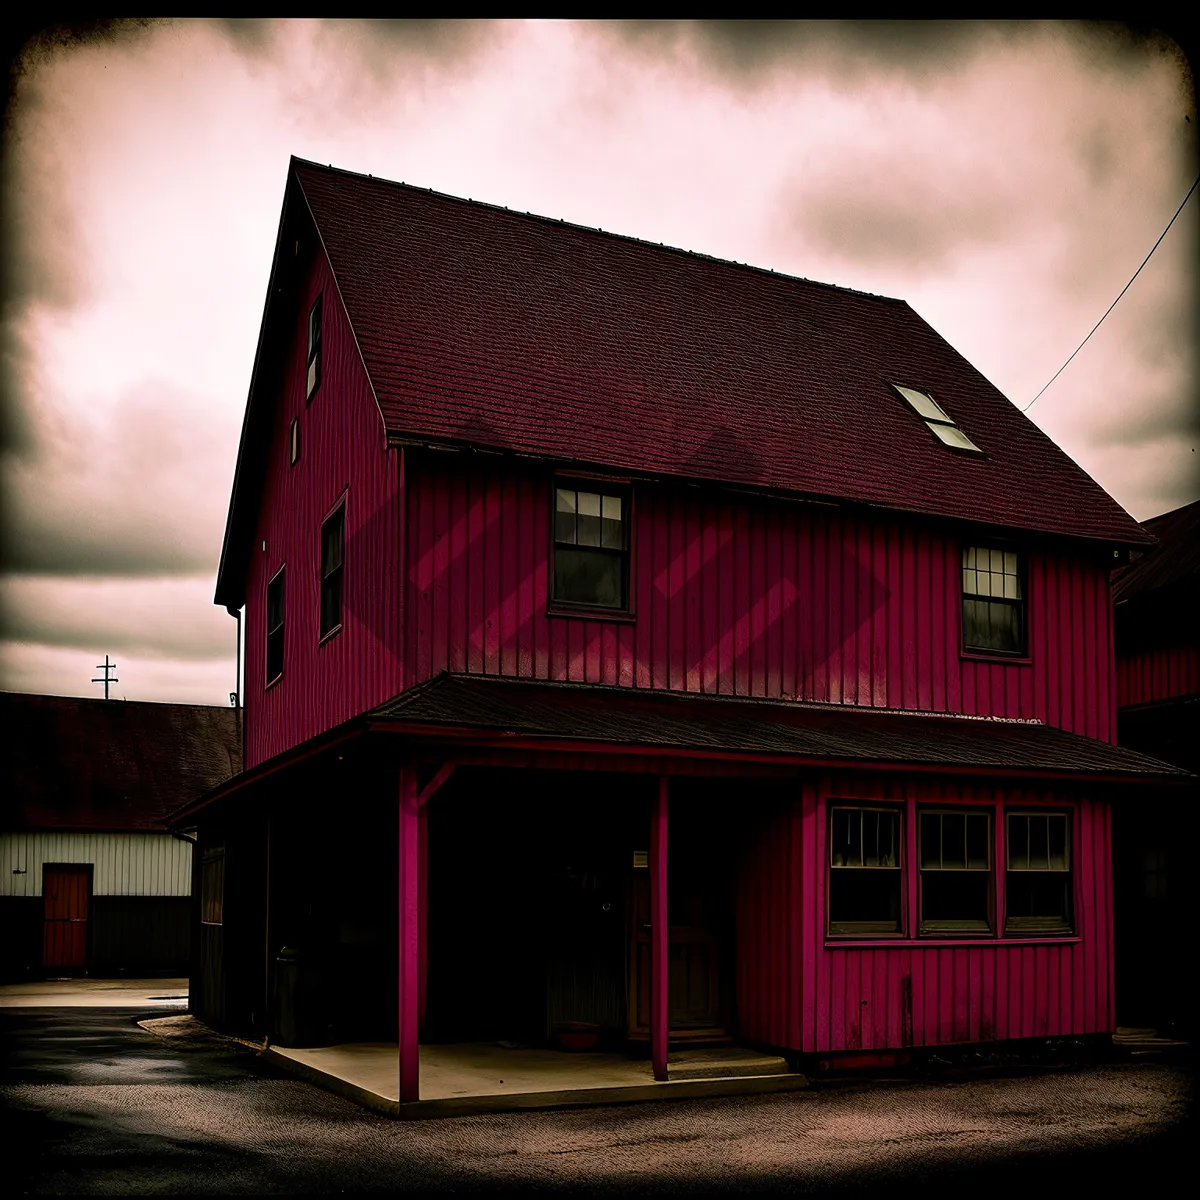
[0,979,188,1008]
[2,1005,1194,1195]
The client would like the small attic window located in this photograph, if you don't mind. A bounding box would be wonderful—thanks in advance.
[893,385,981,453]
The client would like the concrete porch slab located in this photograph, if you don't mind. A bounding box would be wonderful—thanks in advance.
[266,1041,808,1119]
[0,978,189,1008]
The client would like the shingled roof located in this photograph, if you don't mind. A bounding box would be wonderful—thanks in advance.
[218,158,1150,606]
[1112,498,1200,606]
[1,693,242,831]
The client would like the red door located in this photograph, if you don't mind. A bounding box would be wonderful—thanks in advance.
[42,865,91,972]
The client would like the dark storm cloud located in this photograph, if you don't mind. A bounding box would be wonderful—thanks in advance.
[779,158,1019,271]
[1,379,232,577]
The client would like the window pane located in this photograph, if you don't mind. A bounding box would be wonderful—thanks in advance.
[940,813,966,869]
[922,871,990,931]
[1008,814,1029,870]
[963,547,976,569]
[556,488,577,514]
[967,814,989,869]
[322,510,343,576]
[963,598,1021,653]
[601,495,622,521]
[927,422,981,452]
[963,568,977,594]
[308,299,321,355]
[307,357,319,399]
[1029,816,1049,870]
[1048,815,1068,870]
[896,385,950,421]
[576,491,602,547]
[920,813,941,869]
[601,495,624,549]
[829,869,902,933]
[321,569,342,636]
[862,810,898,868]
[831,809,859,867]
[1006,872,1071,932]
[553,548,623,607]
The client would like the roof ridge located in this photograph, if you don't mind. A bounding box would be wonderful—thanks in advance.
[290,156,907,307]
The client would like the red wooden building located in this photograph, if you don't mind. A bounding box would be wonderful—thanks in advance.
[172,158,1190,1099]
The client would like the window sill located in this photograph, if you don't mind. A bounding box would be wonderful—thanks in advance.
[825,935,1082,949]
[546,603,636,624]
[960,649,1032,665]
[318,623,343,647]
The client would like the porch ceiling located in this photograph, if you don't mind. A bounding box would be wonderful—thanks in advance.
[368,674,1192,780]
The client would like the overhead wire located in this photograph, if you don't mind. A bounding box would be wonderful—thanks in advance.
[1022,172,1200,414]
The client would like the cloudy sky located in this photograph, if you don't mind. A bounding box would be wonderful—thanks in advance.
[1,19,1196,707]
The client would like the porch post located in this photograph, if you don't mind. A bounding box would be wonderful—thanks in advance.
[651,776,669,1082]
[398,766,420,1103]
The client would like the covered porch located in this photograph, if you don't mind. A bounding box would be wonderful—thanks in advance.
[174,672,1189,1112]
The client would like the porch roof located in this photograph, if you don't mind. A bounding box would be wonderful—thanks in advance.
[367,674,1190,780]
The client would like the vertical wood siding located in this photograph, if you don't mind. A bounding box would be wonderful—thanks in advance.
[1116,644,1200,708]
[406,457,1116,739]
[0,833,191,897]
[243,246,404,768]
[734,772,1114,1053]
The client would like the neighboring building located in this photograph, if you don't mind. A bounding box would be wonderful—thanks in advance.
[172,158,1189,1099]
[1111,498,1200,1037]
[1,693,241,980]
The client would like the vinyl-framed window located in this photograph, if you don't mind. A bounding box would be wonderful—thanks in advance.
[306,295,323,403]
[1005,811,1073,934]
[919,808,992,934]
[827,804,903,936]
[265,565,285,687]
[320,500,345,641]
[962,545,1025,656]
[551,480,630,612]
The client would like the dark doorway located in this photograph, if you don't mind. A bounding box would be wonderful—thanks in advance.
[425,769,645,1046]
[42,864,91,973]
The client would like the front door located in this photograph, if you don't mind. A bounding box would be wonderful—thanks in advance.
[628,867,730,1040]
[42,864,91,973]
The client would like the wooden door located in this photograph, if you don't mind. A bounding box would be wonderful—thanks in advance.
[628,870,729,1040]
[42,864,91,972]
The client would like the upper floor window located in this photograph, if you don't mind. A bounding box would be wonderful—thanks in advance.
[1005,812,1072,934]
[828,805,902,936]
[552,483,629,610]
[266,566,285,686]
[306,295,323,403]
[289,417,300,466]
[919,809,991,933]
[893,384,981,453]
[962,546,1025,655]
[320,502,345,640]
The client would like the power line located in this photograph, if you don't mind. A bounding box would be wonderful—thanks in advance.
[1022,173,1200,414]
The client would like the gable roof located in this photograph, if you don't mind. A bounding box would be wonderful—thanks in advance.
[1112,498,1200,606]
[217,157,1150,606]
[1,692,242,832]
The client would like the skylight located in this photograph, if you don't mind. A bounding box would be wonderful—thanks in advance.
[893,385,981,453]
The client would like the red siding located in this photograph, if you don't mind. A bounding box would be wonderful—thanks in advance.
[406,457,1116,738]
[243,248,404,769]
[735,772,1114,1053]
[1116,644,1200,708]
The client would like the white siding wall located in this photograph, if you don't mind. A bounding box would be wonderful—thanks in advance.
[0,833,192,897]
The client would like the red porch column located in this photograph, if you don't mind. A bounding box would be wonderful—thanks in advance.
[398,766,420,1103]
[651,776,669,1082]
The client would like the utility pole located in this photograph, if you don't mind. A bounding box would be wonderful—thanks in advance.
[92,655,119,700]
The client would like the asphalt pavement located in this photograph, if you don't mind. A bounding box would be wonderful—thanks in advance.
[2,1005,1194,1195]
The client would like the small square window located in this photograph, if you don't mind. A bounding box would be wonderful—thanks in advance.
[306,295,323,403]
[552,482,629,610]
[320,502,344,639]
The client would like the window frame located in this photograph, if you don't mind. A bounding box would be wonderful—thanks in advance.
[961,543,1028,659]
[548,476,634,618]
[265,564,286,688]
[319,497,345,643]
[891,382,982,454]
[917,806,994,936]
[826,801,905,939]
[1003,809,1074,935]
[289,416,300,466]
[306,294,323,404]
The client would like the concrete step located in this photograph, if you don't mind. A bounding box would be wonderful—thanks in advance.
[667,1047,792,1080]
